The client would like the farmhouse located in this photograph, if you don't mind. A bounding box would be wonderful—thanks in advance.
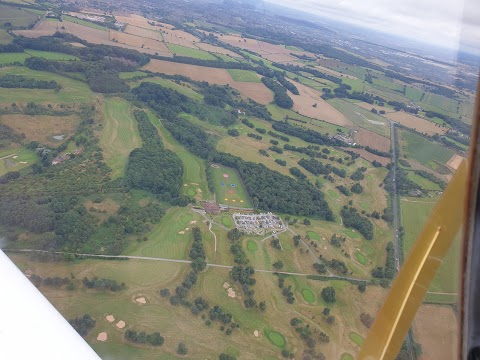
[233,212,285,235]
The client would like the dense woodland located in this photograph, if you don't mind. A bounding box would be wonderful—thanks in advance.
[261,77,294,109]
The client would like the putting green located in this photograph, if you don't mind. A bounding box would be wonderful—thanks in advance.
[341,353,354,360]
[264,329,286,348]
[221,216,233,227]
[342,229,360,239]
[349,332,365,346]
[355,252,367,265]
[301,288,315,303]
[307,231,321,241]
[327,189,339,199]
[247,240,257,252]
[187,187,196,196]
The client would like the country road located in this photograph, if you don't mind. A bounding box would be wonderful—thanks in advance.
[8,249,369,283]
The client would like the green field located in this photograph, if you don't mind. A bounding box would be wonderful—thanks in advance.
[166,44,217,60]
[264,329,286,348]
[341,353,354,360]
[0,4,39,27]
[348,332,365,346]
[25,50,79,61]
[220,215,233,227]
[406,171,442,191]
[211,164,252,208]
[136,77,203,101]
[119,71,149,79]
[355,252,367,266]
[400,197,460,301]
[421,92,459,114]
[0,66,94,104]
[301,288,315,303]
[149,112,211,199]
[306,231,321,241]
[401,130,454,170]
[100,97,141,178]
[405,86,424,102]
[227,69,261,82]
[62,15,108,31]
[0,29,12,44]
[0,147,37,176]
[0,52,30,65]
[247,240,257,252]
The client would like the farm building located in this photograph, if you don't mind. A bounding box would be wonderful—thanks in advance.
[203,201,221,214]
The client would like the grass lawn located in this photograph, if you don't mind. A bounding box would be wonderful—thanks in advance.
[306,231,320,241]
[406,171,442,191]
[166,44,217,60]
[0,4,39,27]
[211,164,252,208]
[0,66,94,104]
[400,197,460,302]
[349,331,365,346]
[24,50,79,61]
[220,215,233,227]
[341,353,354,360]
[401,130,454,170]
[0,146,37,176]
[62,15,108,31]
[227,69,261,82]
[405,86,424,102]
[119,71,148,79]
[0,52,30,65]
[247,240,257,253]
[0,29,12,44]
[264,329,286,348]
[301,288,315,303]
[100,97,141,179]
[355,252,367,266]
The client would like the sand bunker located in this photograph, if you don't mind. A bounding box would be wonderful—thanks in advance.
[19,161,28,164]
[183,184,188,187]
[191,182,199,185]
[223,282,230,289]
[254,330,260,337]
[227,288,236,298]
[12,156,18,159]
[197,188,202,193]
[106,315,115,323]
[135,297,147,304]
[116,320,125,329]
[178,231,185,235]
[185,227,189,231]
[190,220,197,225]
[97,332,107,341]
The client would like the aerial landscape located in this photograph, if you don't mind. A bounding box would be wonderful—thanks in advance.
[0,0,476,359]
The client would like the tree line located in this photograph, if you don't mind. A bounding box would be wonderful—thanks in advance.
[261,77,294,109]
[0,74,60,89]
[341,206,374,240]
[271,121,343,146]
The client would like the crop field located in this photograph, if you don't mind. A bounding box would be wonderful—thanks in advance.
[0,146,37,176]
[100,97,141,179]
[211,164,252,208]
[227,69,261,82]
[197,43,241,58]
[354,129,390,152]
[400,197,460,300]
[1,114,80,147]
[385,111,447,135]
[413,305,457,360]
[123,24,164,41]
[421,93,459,114]
[63,15,109,31]
[0,66,94,104]
[24,49,79,61]
[166,44,216,60]
[142,59,273,104]
[400,130,454,170]
[0,4,39,28]
[328,98,390,137]
[288,80,352,126]
[119,71,149,79]
[404,86,424,102]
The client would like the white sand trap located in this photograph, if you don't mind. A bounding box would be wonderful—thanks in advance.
[191,182,199,185]
[135,297,147,304]
[197,188,202,193]
[178,231,185,235]
[19,161,28,164]
[223,282,230,289]
[97,332,107,341]
[116,320,125,329]
[227,288,236,298]
[106,315,115,322]
[12,156,18,159]
[254,330,259,337]
[183,184,188,187]
[185,227,190,231]
[322,237,326,241]
[324,246,327,250]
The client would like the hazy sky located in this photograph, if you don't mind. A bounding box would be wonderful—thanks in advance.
[269,0,478,52]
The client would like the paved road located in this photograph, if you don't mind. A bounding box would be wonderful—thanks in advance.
[390,121,401,271]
